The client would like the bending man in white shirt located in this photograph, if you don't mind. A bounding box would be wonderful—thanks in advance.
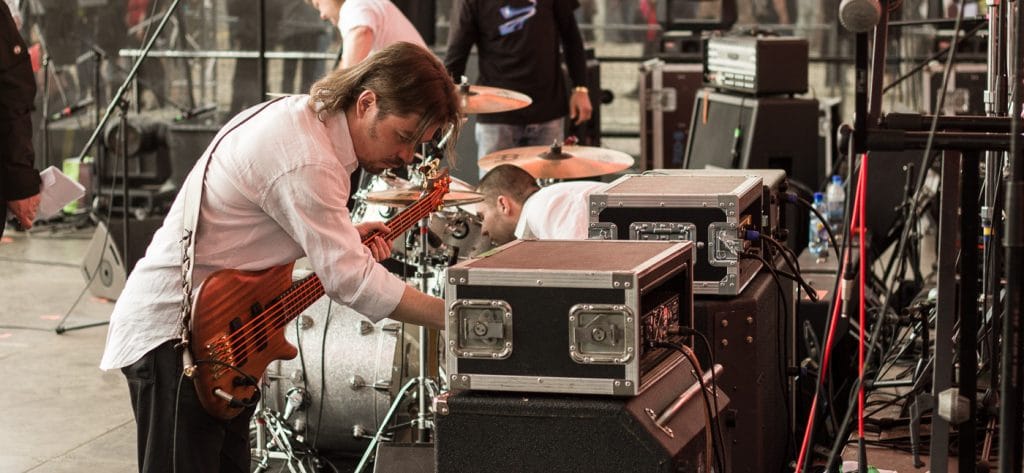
[475,164,606,246]
[100,42,461,473]
[309,0,428,69]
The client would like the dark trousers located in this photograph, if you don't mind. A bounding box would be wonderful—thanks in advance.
[122,340,255,473]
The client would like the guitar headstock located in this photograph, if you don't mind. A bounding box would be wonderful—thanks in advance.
[423,168,452,209]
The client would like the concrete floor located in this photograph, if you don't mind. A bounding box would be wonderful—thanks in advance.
[0,225,136,473]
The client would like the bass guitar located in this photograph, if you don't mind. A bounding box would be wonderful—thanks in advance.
[188,171,451,420]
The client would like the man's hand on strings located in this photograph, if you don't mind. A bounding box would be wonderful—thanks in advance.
[356,221,393,262]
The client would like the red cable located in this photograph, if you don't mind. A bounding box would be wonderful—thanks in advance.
[858,154,869,440]
[794,165,865,473]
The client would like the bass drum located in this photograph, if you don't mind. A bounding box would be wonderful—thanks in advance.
[266,296,425,453]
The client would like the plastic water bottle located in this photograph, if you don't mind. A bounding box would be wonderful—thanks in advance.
[808,192,829,259]
[825,175,846,234]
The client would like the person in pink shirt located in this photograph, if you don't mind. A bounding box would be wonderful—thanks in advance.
[101,42,461,473]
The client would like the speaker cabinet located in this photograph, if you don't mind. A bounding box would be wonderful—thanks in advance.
[167,123,218,188]
[691,271,793,473]
[435,354,730,473]
[684,88,820,190]
[80,217,164,300]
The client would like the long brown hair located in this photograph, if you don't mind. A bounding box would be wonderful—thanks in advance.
[309,42,462,165]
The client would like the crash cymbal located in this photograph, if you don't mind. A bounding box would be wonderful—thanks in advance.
[364,190,485,208]
[478,143,635,179]
[457,84,532,114]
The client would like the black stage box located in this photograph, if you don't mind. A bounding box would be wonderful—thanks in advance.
[589,173,764,295]
[691,270,793,473]
[434,353,730,473]
[445,240,694,396]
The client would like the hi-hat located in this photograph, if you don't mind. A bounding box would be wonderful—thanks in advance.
[364,190,484,208]
[458,84,532,114]
[478,142,635,179]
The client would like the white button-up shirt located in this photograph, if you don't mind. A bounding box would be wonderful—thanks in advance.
[514,180,608,240]
[100,96,406,370]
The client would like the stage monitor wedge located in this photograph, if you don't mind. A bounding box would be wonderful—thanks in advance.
[81,217,164,300]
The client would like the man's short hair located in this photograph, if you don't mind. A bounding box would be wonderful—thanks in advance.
[477,164,540,205]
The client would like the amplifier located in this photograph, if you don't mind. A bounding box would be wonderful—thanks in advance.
[444,240,694,396]
[434,353,731,473]
[589,173,764,295]
[704,36,808,96]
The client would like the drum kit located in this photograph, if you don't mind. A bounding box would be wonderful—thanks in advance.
[251,83,637,472]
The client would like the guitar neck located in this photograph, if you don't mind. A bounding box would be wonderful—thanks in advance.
[285,185,443,317]
[364,194,437,244]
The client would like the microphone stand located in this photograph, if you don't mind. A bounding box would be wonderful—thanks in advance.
[998,0,1024,469]
[55,0,184,335]
[823,3,1000,472]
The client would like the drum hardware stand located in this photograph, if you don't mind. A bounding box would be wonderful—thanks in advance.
[354,164,445,473]
[251,379,328,473]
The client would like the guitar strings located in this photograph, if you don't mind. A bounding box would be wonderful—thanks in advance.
[214,180,449,365]
[222,195,436,362]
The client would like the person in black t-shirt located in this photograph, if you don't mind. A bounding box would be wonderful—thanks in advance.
[444,0,592,171]
[1,0,40,238]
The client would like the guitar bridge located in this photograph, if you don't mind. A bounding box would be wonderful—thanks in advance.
[206,336,235,380]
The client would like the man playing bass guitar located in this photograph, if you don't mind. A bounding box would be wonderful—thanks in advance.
[99,42,461,473]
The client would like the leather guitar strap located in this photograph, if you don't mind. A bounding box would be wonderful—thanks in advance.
[175,97,286,376]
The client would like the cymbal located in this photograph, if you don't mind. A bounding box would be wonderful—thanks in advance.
[478,143,635,179]
[364,190,485,208]
[458,84,532,114]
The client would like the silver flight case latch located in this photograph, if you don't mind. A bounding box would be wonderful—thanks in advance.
[568,304,635,364]
[588,222,618,240]
[449,299,513,360]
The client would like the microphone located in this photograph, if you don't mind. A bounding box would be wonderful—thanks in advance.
[48,97,95,122]
[839,0,881,33]
[174,104,217,122]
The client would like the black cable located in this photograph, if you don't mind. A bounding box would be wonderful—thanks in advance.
[173,371,185,473]
[761,235,819,301]
[789,193,842,263]
[312,300,333,449]
[677,326,727,473]
[653,340,725,473]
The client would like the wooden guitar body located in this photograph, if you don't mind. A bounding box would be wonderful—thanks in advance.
[190,262,298,420]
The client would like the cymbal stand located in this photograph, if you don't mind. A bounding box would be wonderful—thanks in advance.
[354,215,441,473]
